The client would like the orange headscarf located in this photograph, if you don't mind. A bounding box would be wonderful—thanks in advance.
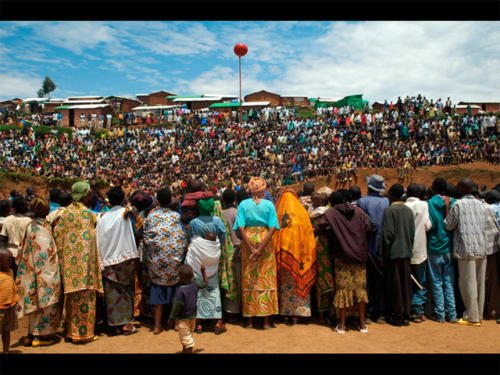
[273,189,317,298]
[247,177,267,198]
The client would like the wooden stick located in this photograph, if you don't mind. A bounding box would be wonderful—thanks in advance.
[411,274,424,290]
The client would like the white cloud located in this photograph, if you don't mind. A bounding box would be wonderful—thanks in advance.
[278,21,500,102]
[0,72,42,100]
[3,21,500,103]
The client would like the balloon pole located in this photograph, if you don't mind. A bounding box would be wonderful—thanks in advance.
[239,55,242,124]
[234,43,247,125]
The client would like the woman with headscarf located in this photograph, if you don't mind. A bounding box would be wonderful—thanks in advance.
[274,189,316,324]
[96,187,140,335]
[53,181,103,343]
[16,198,63,347]
[185,197,227,334]
[234,177,280,329]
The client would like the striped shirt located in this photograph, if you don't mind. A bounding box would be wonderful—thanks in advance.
[0,269,19,309]
[445,195,500,259]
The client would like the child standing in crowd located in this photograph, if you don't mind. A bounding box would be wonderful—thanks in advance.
[168,264,208,354]
[0,249,19,354]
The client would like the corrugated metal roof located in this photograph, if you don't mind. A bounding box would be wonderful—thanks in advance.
[173,97,222,102]
[242,101,270,106]
[56,104,110,110]
[132,105,181,111]
[167,95,204,99]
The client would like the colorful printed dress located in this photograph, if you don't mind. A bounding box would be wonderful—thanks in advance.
[16,218,63,336]
[142,208,188,287]
[213,201,239,309]
[53,202,103,342]
[309,208,335,312]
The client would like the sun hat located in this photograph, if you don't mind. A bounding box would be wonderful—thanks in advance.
[366,174,386,193]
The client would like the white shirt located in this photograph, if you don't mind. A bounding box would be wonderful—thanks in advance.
[405,197,432,264]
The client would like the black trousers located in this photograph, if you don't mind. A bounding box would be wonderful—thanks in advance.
[385,258,412,323]
[366,259,386,320]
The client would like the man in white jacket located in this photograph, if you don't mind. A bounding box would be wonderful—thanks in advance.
[405,184,432,323]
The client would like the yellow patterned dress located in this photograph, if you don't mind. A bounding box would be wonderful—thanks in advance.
[53,202,103,342]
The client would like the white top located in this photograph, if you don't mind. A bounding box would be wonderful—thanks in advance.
[405,197,432,264]
[96,206,139,269]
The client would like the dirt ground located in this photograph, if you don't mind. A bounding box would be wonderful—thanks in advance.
[2,162,499,200]
[285,161,500,196]
[7,315,500,354]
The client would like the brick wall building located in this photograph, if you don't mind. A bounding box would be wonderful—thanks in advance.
[279,96,310,107]
[244,90,281,107]
[136,91,177,106]
[106,97,143,113]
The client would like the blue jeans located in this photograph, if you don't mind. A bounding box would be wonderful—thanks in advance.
[428,253,457,321]
[411,261,427,315]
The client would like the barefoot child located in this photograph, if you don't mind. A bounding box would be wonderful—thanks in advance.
[0,249,19,353]
[168,264,208,353]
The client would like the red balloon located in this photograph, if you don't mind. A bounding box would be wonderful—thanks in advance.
[234,43,248,57]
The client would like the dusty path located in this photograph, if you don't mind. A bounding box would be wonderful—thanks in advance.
[8,316,500,354]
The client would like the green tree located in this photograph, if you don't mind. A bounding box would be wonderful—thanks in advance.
[37,88,45,98]
[41,76,56,98]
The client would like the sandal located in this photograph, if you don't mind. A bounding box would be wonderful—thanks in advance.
[334,325,345,334]
[153,327,164,335]
[32,338,57,347]
[214,325,227,335]
[122,325,137,335]
[195,326,203,334]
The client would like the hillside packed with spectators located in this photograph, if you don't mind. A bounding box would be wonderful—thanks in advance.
[1,96,499,197]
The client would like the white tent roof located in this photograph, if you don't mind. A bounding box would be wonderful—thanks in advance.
[66,104,110,110]
[205,94,237,98]
[317,97,341,102]
[67,96,104,100]
[132,105,181,111]
[242,101,270,106]
[23,98,48,102]
[173,97,222,102]
[62,100,105,104]
[455,105,481,109]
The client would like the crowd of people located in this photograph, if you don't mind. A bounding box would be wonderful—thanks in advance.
[0,174,499,354]
[1,97,499,196]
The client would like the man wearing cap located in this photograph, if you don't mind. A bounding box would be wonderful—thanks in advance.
[380,183,415,326]
[53,181,103,343]
[357,175,390,323]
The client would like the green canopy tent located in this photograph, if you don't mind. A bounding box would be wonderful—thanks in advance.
[209,102,241,108]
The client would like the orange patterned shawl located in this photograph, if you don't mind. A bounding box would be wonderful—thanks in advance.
[273,189,317,297]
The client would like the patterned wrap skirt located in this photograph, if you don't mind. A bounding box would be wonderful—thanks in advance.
[241,227,279,317]
[315,235,335,312]
[195,272,222,319]
[279,268,311,317]
[333,259,368,309]
[65,290,97,341]
[102,260,136,327]
[28,302,63,336]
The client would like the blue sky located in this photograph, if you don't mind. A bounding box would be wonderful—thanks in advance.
[1,21,499,103]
